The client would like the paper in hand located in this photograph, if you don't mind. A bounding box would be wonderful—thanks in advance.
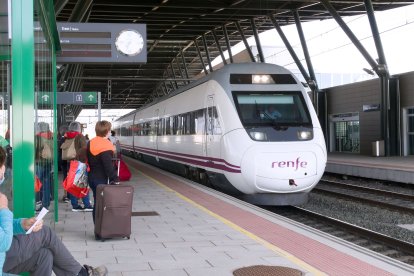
[26,207,49,234]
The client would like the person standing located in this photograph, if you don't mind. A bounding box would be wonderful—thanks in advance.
[108,130,120,157]
[35,122,53,211]
[58,125,69,203]
[87,121,119,223]
[62,122,93,212]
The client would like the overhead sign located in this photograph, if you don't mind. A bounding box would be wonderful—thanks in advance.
[37,92,97,105]
[37,92,52,105]
[34,22,147,64]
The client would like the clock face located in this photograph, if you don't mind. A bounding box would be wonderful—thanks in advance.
[115,29,144,56]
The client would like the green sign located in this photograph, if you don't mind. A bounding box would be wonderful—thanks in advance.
[37,92,52,105]
[83,92,97,104]
[37,92,98,105]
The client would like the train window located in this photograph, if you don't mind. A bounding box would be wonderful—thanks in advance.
[183,112,193,135]
[230,74,297,84]
[173,116,179,135]
[232,91,311,126]
[143,122,151,136]
[149,121,156,136]
[165,118,171,135]
[195,109,204,135]
[158,119,164,136]
[212,107,222,135]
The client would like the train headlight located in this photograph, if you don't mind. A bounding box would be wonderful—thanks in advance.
[249,131,267,141]
[297,130,313,140]
[252,74,274,84]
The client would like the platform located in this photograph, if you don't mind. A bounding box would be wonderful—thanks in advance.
[326,152,414,184]
[50,157,414,275]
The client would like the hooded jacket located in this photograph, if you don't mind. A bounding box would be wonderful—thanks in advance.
[0,210,24,272]
[87,136,119,184]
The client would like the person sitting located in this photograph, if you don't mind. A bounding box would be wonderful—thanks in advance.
[264,105,282,119]
[0,147,108,275]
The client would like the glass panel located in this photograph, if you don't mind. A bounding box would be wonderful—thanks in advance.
[0,0,12,208]
[409,135,414,155]
[34,5,54,216]
[408,115,414,132]
[408,108,414,155]
[334,121,360,153]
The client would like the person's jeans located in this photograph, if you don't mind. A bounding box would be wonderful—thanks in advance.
[3,226,83,276]
[36,162,52,209]
[69,191,92,208]
[88,177,107,223]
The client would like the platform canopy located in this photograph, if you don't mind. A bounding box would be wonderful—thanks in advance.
[55,0,411,110]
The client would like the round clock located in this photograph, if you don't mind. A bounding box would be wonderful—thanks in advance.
[115,29,144,56]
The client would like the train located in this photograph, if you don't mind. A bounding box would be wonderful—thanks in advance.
[113,63,327,205]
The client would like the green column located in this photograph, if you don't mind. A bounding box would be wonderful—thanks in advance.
[11,0,35,218]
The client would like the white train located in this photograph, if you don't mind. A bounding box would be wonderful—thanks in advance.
[113,63,327,205]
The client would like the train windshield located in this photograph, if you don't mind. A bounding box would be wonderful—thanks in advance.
[233,91,312,127]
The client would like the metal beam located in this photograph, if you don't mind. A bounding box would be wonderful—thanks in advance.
[194,39,208,74]
[223,25,234,63]
[202,34,213,72]
[235,21,255,62]
[269,15,311,86]
[250,18,264,62]
[320,0,379,74]
[293,11,319,101]
[212,29,227,65]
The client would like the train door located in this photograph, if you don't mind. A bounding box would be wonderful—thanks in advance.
[132,112,137,155]
[205,95,215,157]
[154,109,159,161]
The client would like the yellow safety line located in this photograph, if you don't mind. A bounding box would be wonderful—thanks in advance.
[133,167,326,276]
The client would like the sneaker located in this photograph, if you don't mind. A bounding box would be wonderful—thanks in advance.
[84,264,108,276]
[72,206,85,212]
[84,206,93,212]
[61,196,69,203]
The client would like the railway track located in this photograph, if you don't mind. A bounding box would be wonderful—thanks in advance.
[271,206,414,265]
[314,179,414,214]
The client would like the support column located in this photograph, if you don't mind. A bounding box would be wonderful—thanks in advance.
[11,0,35,218]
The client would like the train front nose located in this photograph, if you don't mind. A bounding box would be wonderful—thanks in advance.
[241,145,320,193]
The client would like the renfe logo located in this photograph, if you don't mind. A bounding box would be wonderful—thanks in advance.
[271,157,307,171]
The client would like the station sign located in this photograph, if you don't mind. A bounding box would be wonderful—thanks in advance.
[37,92,97,105]
[34,22,147,64]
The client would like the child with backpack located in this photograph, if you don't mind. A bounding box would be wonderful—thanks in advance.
[61,122,93,212]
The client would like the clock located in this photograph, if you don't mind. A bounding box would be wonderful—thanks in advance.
[115,29,144,56]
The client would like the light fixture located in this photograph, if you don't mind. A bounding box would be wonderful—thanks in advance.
[362,68,374,75]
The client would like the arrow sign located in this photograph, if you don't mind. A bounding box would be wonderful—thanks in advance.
[37,92,52,105]
[84,92,97,104]
[41,94,49,102]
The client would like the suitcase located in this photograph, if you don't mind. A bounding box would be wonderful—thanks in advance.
[112,156,131,182]
[94,184,134,241]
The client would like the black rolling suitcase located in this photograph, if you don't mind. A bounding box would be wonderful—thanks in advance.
[94,183,134,241]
